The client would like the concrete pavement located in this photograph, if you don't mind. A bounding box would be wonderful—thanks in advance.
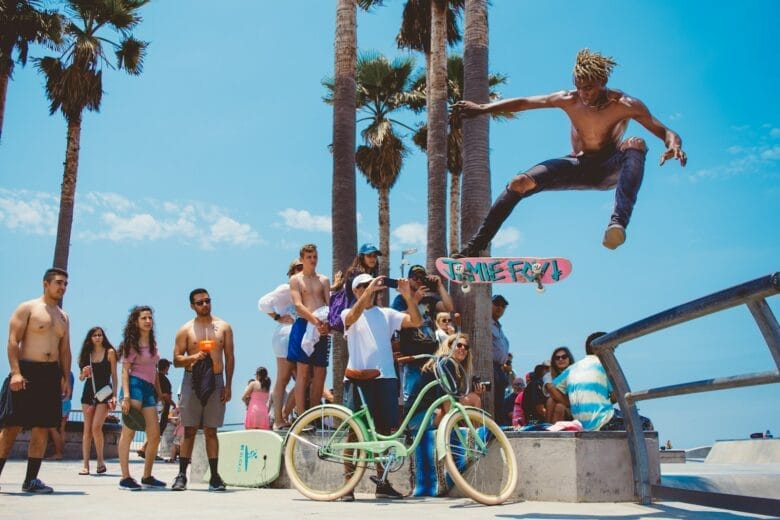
[0,459,777,519]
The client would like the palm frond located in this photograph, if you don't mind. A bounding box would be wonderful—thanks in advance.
[116,35,147,74]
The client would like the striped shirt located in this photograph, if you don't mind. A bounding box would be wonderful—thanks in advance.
[553,355,614,431]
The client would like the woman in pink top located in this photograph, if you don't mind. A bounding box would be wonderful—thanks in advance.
[117,306,166,491]
[242,367,271,430]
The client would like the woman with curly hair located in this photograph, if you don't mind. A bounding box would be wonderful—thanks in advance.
[117,306,165,490]
[77,326,118,475]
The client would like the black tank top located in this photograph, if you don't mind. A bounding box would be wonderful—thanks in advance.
[80,348,113,404]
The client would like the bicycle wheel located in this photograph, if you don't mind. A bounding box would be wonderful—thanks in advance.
[441,408,517,505]
[284,405,367,501]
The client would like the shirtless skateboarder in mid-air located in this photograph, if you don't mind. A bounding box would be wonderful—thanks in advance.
[452,48,687,256]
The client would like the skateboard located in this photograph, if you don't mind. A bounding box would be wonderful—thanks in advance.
[435,256,573,293]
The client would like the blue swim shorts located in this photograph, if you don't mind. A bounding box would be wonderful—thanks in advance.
[286,318,330,367]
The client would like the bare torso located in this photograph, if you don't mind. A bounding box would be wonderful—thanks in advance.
[15,298,69,362]
[181,316,230,374]
[291,272,329,311]
[560,89,636,153]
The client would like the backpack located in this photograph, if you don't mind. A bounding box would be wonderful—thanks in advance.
[327,286,349,332]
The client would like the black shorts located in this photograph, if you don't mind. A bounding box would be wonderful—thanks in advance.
[5,360,62,428]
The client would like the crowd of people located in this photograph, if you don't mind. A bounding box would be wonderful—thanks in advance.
[0,245,653,497]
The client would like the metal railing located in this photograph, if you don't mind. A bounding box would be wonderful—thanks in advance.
[591,272,780,509]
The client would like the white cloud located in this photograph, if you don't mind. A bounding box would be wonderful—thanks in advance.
[0,189,58,235]
[279,208,332,232]
[668,112,683,121]
[208,216,260,247]
[690,126,780,181]
[760,146,780,161]
[492,227,522,248]
[0,188,262,249]
[392,222,426,245]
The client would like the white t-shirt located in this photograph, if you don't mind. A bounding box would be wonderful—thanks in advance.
[342,306,405,379]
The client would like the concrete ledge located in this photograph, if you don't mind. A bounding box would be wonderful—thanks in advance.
[659,449,686,463]
[705,438,780,464]
[505,430,659,502]
[273,429,659,502]
[8,421,122,460]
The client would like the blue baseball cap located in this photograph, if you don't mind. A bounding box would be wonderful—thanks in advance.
[358,243,382,256]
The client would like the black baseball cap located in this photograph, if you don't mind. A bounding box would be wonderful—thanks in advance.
[492,294,509,307]
[408,265,427,278]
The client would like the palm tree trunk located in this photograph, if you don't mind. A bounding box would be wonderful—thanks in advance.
[377,186,390,307]
[448,172,460,255]
[52,114,82,272]
[0,69,9,144]
[331,0,359,404]
[426,0,448,271]
[459,0,495,414]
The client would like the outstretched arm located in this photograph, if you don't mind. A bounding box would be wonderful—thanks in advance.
[452,91,568,118]
[630,98,687,166]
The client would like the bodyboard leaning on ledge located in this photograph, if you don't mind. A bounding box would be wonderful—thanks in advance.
[217,429,283,487]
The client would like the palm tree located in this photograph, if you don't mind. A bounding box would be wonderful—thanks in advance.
[408,54,509,254]
[36,0,148,271]
[328,53,416,276]
[460,0,494,414]
[0,0,62,144]
[330,0,384,405]
[397,0,463,271]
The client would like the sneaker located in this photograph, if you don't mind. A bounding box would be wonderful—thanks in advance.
[22,478,53,494]
[208,477,226,492]
[602,223,626,250]
[171,473,187,491]
[375,481,403,499]
[118,477,142,491]
[141,476,167,489]
[339,491,355,502]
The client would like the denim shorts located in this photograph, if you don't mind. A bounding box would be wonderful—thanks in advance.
[119,375,157,408]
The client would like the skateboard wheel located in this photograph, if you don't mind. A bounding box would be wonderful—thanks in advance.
[461,283,471,294]
[536,284,545,294]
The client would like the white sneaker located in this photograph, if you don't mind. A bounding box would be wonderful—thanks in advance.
[603,224,626,250]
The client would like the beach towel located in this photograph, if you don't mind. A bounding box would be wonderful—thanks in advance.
[301,306,329,356]
[191,357,216,406]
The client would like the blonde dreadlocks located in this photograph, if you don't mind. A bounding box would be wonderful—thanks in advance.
[573,49,617,85]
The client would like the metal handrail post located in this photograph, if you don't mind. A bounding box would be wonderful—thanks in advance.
[597,347,651,504]
[747,298,780,370]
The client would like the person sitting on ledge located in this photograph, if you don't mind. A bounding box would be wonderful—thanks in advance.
[547,332,652,431]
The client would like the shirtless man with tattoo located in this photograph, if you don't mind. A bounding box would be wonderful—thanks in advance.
[452,49,687,256]
[171,288,235,491]
[0,268,72,494]
[286,243,331,416]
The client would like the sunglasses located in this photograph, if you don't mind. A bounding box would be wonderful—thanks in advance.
[193,298,212,306]
[554,354,569,361]
[294,264,304,271]
[454,342,469,350]
[439,318,452,323]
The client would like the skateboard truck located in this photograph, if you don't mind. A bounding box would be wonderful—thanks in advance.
[531,262,545,293]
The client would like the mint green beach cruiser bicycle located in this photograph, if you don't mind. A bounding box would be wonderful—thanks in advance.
[283,354,518,505]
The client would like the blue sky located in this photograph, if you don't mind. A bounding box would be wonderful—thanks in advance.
[1,1,778,448]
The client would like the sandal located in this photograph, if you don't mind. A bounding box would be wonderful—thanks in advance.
[96,464,107,474]
[78,468,90,475]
